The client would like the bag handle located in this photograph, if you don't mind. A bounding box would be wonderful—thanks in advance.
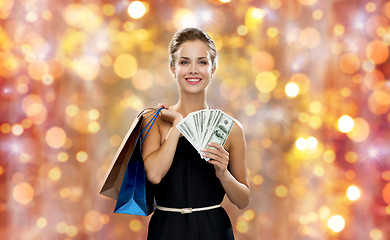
[139,107,164,144]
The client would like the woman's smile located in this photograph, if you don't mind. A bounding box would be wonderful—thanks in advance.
[185,77,202,85]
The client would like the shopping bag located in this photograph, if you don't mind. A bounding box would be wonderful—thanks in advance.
[114,107,163,216]
[99,107,157,200]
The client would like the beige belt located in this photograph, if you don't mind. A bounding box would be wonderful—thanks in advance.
[155,204,221,214]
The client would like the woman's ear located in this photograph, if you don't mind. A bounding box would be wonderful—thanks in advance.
[170,65,176,78]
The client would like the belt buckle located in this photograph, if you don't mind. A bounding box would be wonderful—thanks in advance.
[181,208,193,214]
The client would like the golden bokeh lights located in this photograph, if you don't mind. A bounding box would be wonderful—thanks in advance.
[13,182,34,205]
[128,1,147,19]
[327,215,346,233]
[114,54,138,79]
[255,71,277,93]
[337,115,355,133]
[1,0,390,239]
[346,185,361,201]
[45,127,67,149]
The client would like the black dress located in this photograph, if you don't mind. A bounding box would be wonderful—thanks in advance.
[147,137,234,240]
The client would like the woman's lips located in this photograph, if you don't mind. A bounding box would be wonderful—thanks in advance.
[185,77,202,85]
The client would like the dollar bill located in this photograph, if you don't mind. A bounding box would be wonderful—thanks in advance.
[176,108,236,161]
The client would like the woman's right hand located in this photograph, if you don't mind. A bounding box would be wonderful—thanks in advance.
[157,103,183,125]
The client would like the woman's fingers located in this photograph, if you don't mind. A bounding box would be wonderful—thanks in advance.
[207,142,229,156]
[157,103,168,109]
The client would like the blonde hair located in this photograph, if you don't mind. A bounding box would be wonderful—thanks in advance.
[169,28,217,70]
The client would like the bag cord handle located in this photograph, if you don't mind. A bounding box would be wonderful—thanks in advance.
[139,107,164,144]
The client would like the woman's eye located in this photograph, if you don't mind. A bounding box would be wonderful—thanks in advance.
[180,61,189,65]
[199,61,207,65]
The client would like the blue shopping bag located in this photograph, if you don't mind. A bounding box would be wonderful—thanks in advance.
[114,107,163,216]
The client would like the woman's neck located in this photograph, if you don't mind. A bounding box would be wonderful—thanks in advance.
[173,91,209,117]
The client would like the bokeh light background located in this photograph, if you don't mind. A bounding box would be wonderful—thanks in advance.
[1,0,390,239]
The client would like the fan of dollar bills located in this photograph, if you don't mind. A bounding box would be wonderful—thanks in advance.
[176,109,236,161]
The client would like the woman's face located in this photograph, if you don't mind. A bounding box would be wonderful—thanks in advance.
[171,40,215,94]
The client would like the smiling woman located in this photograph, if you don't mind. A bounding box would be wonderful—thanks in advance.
[140,28,250,240]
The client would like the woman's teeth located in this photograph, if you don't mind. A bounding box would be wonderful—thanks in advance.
[186,78,201,82]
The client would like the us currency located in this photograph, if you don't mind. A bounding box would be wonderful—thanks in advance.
[200,111,235,160]
[176,109,236,161]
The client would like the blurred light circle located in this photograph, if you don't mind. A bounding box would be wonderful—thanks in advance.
[347,118,370,142]
[337,115,355,133]
[21,94,44,117]
[253,175,263,185]
[267,27,279,38]
[307,136,318,149]
[299,27,321,48]
[333,24,345,36]
[328,215,345,233]
[88,121,100,133]
[309,101,322,114]
[309,116,322,129]
[102,4,115,16]
[252,8,265,20]
[312,9,323,20]
[237,25,248,36]
[275,185,288,198]
[299,0,317,5]
[339,53,360,74]
[128,1,146,19]
[129,219,142,232]
[48,167,62,181]
[64,4,102,31]
[345,151,358,163]
[370,229,383,240]
[365,2,376,12]
[28,60,49,81]
[255,71,277,93]
[362,60,375,72]
[285,82,300,98]
[236,220,249,233]
[290,73,310,94]
[84,210,103,232]
[0,52,18,77]
[383,183,390,205]
[36,217,47,228]
[72,56,100,81]
[296,137,307,150]
[251,51,274,72]
[346,185,361,201]
[174,8,197,29]
[76,151,88,163]
[368,90,390,115]
[131,69,154,90]
[366,40,389,64]
[364,70,385,90]
[244,210,255,221]
[45,127,67,149]
[13,182,34,205]
[114,54,137,79]
[11,124,23,136]
[365,16,388,39]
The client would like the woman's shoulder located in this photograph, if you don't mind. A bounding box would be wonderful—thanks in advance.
[225,116,245,151]
[231,118,244,138]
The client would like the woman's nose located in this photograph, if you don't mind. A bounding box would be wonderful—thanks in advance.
[189,63,198,73]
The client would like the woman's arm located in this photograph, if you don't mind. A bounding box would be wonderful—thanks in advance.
[141,105,183,185]
[202,121,250,209]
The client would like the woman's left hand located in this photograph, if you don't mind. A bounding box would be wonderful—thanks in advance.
[202,142,230,179]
